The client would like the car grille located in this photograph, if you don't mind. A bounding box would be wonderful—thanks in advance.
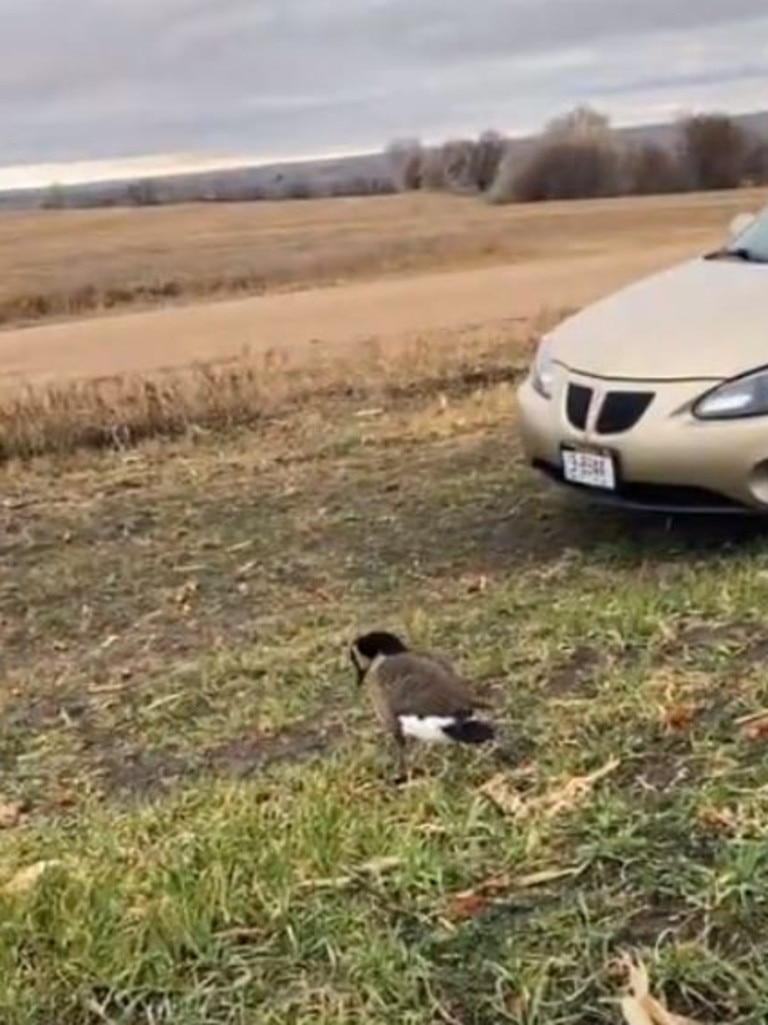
[565,383,592,430]
[596,391,654,434]
[565,383,654,435]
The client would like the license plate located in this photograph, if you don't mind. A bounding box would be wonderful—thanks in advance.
[562,448,616,490]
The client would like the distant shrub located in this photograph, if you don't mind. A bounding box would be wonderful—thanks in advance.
[41,183,68,210]
[490,106,622,203]
[341,176,397,197]
[278,179,316,200]
[125,179,160,206]
[508,138,621,201]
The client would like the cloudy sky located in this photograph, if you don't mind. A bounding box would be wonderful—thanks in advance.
[3,0,768,167]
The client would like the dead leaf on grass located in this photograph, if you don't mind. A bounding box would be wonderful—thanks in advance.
[514,866,583,889]
[447,890,489,920]
[619,955,710,1025]
[415,822,449,837]
[356,855,403,876]
[174,580,200,606]
[660,703,699,732]
[736,710,768,742]
[477,773,525,816]
[445,865,581,920]
[299,855,404,891]
[504,992,528,1020]
[235,559,258,580]
[697,805,738,835]
[51,788,78,810]
[479,757,620,821]
[2,860,64,897]
[464,574,489,595]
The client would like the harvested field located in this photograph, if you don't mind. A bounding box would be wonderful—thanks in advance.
[0,187,762,332]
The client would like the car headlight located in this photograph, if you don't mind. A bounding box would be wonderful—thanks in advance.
[531,337,556,399]
[693,367,768,420]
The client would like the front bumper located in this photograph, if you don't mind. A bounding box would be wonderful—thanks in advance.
[516,368,768,514]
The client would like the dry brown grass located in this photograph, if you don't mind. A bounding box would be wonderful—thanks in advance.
[0,187,764,328]
[0,314,555,461]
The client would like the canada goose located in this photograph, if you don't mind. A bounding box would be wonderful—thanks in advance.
[349,630,495,781]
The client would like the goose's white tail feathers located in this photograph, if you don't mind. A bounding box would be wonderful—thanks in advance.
[398,714,495,745]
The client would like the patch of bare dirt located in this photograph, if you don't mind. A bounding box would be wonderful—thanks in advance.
[204,717,346,779]
[545,645,602,697]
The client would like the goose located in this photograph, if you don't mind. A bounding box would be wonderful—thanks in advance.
[349,630,495,781]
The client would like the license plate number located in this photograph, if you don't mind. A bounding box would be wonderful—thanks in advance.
[562,448,616,490]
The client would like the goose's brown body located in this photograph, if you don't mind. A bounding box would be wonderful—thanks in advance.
[350,631,495,780]
[367,651,490,729]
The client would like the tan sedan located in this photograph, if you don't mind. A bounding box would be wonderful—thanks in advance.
[517,207,768,513]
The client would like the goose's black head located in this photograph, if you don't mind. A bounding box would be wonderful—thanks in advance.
[349,630,408,684]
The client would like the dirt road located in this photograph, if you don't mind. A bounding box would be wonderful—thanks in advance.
[0,240,704,389]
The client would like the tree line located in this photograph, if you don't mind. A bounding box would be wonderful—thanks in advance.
[35,106,768,211]
[387,107,768,203]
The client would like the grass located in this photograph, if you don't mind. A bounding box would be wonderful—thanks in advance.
[0,186,762,328]
[4,324,768,1023]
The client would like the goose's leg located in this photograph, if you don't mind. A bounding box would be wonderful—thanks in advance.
[391,727,407,785]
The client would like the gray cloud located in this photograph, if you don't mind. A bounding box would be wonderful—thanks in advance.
[1,0,768,164]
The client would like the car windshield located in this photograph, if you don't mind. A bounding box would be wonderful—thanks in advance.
[724,207,768,262]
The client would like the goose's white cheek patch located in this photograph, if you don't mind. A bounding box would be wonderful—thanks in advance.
[399,715,455,743]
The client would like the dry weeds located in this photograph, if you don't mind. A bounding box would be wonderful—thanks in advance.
[0,318,545,461]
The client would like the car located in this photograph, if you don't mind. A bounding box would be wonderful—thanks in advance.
[516,203,768,514]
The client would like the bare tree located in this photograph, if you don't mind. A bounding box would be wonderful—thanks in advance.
[419,147,446,190]
[544,105,612,143]
[439,139,480,193]
[489,105,621,203]
[472,130,506,192]
[678,114,749,190]
[386,138,423,191]
[625,142,685,195]
[742,135,768,185]
[388,131,505,195]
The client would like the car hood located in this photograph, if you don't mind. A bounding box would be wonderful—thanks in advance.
[549,256,768,381]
